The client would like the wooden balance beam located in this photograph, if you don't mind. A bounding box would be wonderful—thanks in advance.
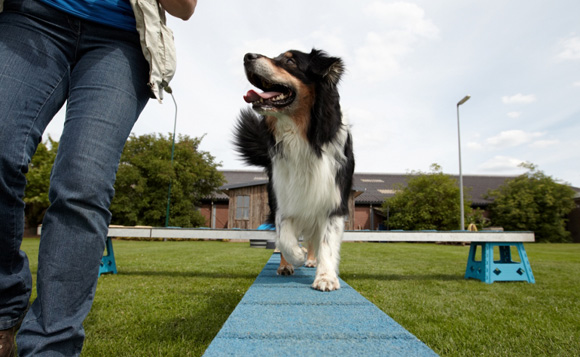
[100,227,535,284]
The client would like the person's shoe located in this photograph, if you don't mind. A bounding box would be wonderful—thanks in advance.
[0,326,16,357]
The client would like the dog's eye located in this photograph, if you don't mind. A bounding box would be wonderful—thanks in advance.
[285,58,296,66]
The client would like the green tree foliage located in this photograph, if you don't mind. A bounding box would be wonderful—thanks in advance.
[382,164,473,230]
[24,137,59,228]
[110,133,224,228]
[485,163,576,242]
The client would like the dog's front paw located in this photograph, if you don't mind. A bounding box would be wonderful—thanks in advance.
[277,263,294,276]
[304,259,317,268]
[282,246,306,268]
[312,274,340,291]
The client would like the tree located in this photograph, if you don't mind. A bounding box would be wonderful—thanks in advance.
[110,133,224,227]
[485,162,576,242]
[382,164,474,230]
[24,137,59,229]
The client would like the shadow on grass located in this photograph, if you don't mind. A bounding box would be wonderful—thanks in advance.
[116,270,261,279]
[343,273,464,281]
[85,290,243,356]
[113,270,465,282]
[135,290,246,354]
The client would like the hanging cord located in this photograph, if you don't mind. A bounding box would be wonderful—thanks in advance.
[164,85,178,228]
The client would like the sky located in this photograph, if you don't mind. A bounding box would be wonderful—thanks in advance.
[45,0,580,187]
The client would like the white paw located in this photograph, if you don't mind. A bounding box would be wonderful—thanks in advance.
[282,246,306,267]
[304,259,317,268]
[312,274,340,291]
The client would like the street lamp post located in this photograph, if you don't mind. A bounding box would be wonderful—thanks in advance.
[165,90,178,228]
[456,95,470,230]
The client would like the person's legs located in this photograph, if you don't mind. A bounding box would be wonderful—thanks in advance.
[15,17,150,356]
[0,0,72,335]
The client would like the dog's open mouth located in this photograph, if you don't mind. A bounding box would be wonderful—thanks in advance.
[244,72,295,108]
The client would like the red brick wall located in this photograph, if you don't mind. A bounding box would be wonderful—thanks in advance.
[354,205,370,230]
[354,205,385,230]
[200,202,229,228]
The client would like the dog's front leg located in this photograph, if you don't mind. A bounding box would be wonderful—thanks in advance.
[277,253,294,275]
[312,216,344,291]
[276,217,306,269]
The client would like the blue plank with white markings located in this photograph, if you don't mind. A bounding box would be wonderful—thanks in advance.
[203,253,438,357]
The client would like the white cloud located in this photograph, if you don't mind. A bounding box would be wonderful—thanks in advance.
[363,2,439,39]
[467,141,483,151]
[347,107,394,148]
[502,94,537,105]
[479,156,524,172]
[309,31,348,58]
[467,142,483,150]
[485,130,543,149]
[530,139,559,148]
[353,2,439,82]
[556,35,580,61]
[353,32,406,81]
[507,111,521,118]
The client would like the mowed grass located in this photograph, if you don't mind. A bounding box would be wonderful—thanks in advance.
[340,243,580,357]
[21,240,272,356]
[20,239,580,356]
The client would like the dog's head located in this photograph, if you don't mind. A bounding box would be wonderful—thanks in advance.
[243,49,344,117]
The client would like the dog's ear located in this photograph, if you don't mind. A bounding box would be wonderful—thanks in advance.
[324,58,344,86]
[309,49,344,86]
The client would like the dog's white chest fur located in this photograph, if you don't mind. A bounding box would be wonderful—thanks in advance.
[270,116,347,227]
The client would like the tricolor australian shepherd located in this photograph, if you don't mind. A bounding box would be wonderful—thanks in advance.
[234,49,355,291]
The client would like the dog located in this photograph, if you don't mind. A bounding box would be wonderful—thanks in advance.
[234,49,355,291]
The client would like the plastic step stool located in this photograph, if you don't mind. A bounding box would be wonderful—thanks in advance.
[465,242,535,283]
[99,237,117,277]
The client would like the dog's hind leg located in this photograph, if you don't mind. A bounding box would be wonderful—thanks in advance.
[276,217,306,268]
[312,216,344,291]
[304,242,317,268]
[303,236,318,268]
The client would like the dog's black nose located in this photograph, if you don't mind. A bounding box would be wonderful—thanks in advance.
[244,53,261,63]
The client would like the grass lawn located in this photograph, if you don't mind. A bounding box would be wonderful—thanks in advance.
[20,239,580,356]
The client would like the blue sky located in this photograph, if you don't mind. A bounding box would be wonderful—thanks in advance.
[45,1,580,186]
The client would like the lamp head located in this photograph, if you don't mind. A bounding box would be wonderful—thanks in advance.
[457,95,471,106]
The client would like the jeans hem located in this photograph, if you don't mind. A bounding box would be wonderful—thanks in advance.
[0,310,26,330]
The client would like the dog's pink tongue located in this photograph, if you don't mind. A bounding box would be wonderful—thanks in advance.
[244,90,282,103]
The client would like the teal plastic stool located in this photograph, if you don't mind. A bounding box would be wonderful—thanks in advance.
[465,242,535,283]
[99,237,117,277]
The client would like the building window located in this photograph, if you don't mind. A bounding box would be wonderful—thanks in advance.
[236,195,250,220]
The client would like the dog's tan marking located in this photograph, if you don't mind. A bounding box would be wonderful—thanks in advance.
[304,241,317,267]
[249,53,316,140]
[304,246,317,268]
[291,83,315,139]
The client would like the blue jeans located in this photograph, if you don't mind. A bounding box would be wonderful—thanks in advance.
[0,0,150,355]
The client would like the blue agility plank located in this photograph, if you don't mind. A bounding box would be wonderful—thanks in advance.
[203,253,437,357]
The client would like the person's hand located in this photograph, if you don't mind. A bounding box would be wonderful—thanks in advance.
[159,0,197,20]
